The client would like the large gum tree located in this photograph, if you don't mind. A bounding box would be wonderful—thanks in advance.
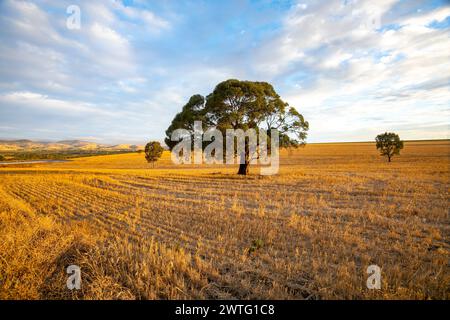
[165,79,309,175]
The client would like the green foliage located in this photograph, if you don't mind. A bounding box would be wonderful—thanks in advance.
[144,141,164,165]
[164,94,206,150]
[375,132,404,162]
[0,154,5,161]
[165,79,309,174]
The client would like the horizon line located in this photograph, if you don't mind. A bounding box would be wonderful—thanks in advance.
[0,137,449,146]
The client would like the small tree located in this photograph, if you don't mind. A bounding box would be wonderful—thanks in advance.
[375,132,404,162]
[144,141,164,167]
[0,155,5,161]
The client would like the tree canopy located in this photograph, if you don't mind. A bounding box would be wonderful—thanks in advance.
[165,79,309,174]
[144,141,164,166]
[375,132,404,162]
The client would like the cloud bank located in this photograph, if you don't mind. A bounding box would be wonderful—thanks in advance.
[0,0,448,143]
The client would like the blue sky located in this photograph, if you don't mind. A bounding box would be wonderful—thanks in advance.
[0,0,449,144]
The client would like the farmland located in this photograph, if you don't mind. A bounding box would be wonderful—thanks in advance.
[0,141,448,299]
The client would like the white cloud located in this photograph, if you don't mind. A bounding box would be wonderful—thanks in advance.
[321,51,353,69]
[90,23,128,46]
[0,0,448,143]
[125,7,170,31]
[0,91,116,117]
[258,0,450,141]
[401,6,450,27]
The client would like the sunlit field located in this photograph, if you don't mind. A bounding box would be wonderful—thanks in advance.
[0,141,448,299]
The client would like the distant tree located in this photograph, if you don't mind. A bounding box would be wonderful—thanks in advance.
[0,154,4,161]
[165,79,309,175]
[130,145,139,152]
[144,141,164,167]
[375,132,404,162]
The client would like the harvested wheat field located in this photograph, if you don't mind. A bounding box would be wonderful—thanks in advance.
[0,141,448,300]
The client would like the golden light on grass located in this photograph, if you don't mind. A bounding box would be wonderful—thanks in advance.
[0,141,448,299]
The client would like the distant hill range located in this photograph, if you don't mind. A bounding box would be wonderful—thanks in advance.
[0,139,143,152]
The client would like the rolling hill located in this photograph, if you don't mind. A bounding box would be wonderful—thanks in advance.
[0,139,143,152]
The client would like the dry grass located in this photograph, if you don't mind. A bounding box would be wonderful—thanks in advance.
[0,141,448,299]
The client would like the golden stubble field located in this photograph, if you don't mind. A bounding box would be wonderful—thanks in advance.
[0,141,448,299]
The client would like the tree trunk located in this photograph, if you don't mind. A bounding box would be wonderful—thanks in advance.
[388,155,391,162]
[237,139,250,175]
[238,162,249,175]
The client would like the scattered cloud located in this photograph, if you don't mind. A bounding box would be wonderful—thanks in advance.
[0,0,448,143]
